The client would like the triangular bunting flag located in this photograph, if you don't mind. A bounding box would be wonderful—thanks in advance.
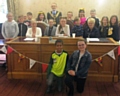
[95,57,103,67]
[18,54,25,63]
[118,46,120,56]
[29,59,36,69]
[107,50,115,60]
[7,46,13,54]
[0,45,7,54]
[42,64,48,73]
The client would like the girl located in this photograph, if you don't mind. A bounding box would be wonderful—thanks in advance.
[55,17,70,37]
[79,8,86,25]
[110,15,119,41]
[99,16,110,38]
[36,11,48,24]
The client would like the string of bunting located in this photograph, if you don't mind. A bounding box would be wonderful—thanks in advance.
[0,45,120,70]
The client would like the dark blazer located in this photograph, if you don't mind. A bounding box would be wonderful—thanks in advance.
[47,11,62,26]
[18,23,28,36]
[99,26,109,38]
[44,26,56,36]
[110,25,119,41]
[83,26,100,38]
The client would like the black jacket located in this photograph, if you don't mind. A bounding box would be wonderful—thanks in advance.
[18,23,28,36]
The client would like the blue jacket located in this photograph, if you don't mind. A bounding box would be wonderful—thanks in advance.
[71,25,83,37]
[83,26,100,38]
[66,50,92,78]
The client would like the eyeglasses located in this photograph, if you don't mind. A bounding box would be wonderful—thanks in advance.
[78,44,85,47]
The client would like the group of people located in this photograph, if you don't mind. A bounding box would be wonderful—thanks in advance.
[47,38,92,96]
[1,3,120,41]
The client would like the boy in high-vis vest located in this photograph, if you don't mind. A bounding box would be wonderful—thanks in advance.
[46,39,69,93]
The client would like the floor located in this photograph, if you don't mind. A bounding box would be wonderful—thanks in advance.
[0,67,120,96]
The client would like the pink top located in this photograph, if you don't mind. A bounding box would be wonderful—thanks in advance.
[80,17,86,25]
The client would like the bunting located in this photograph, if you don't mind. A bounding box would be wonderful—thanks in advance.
[29,59,36,69]
[0,45,7,54]
[118,46,120,56]
[42,64,48,73]
[107,50,115,60]
[95,57,103,67]
[7,46,13,54]
[18,54,25,63]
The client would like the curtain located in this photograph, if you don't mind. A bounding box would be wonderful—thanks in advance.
[7,0,18,20]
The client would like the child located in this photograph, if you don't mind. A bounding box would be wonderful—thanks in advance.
[90,9,100,28]
[79,8,86,25]
[65,38,92,96]
[71,17,83,37]
[44,19,56,36]
[99,16,110,38]
[110,15,119,41]
[46,39,69,93]
[2,12,19,40]
[55,17,70,37]
[18,15,28,36]
[67,11,73,22]
[24,12,33,27]
[36,11,48,23]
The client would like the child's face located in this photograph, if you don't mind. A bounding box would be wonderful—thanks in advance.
[27,15,32,20]
[56,43,63,52]
[48,20,54,27]
[102,18,108,25]
[77,41,86,51]
[18,17,24,23]
[7,14,13,21]
[39,14,44,20]
[75,20,80,26]
[111,17,116,24]
[90,12,96,17]
[79,12,84,17]
[67,13,73,18]
[60,19,66,26]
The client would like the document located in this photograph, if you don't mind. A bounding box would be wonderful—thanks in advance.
[24,38,34,41]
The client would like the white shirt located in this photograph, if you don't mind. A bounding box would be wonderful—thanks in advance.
[55,24,70,37]
[26,27,42,37]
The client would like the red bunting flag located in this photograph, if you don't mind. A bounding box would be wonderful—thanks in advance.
[7,46,13,54]
[42,64,48,73]
[95,57,103,67]
[118,46,120,56]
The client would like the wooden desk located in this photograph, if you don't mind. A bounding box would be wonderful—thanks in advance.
[6,37,119,82]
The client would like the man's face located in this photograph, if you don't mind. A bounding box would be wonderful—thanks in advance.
[51,3,57,10]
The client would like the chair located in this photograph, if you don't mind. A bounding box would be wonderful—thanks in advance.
[66,20,74,32]
[37,23,47,36]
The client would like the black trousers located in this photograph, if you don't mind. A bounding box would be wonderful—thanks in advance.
[65,74,86,94]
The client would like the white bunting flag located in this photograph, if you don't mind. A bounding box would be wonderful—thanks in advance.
[29,59,36,69]
[0,45,7,54]
[107,50,115,60]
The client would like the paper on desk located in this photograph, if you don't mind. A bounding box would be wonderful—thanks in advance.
[24,38,34,41]
[88,38,99,41]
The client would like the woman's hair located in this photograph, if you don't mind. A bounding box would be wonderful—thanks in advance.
[78,8,85,17]
[36,11,46,21]
[110,15,118,26]
[87,17,95,24]
[101,16,109,26]
[58,17,67,32]
[77,37,87,45]
[31,19,37,24]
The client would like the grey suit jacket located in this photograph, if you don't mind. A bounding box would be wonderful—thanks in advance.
[44,26,56,36]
